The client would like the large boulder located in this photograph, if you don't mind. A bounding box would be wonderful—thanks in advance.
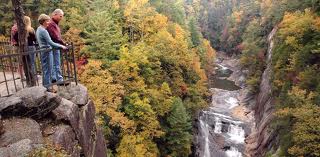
[45,124,81,157]
[52,98,80,139]
[57,84,88,106]
[0,87,61,119]
[0,118,43,147]
[0,84,107,157]
[0,118,43,157]
[0,139,41,157]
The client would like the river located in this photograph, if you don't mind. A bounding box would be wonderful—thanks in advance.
[195,53,254,157]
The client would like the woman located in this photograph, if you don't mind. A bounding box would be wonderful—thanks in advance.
[36,14,67,92]
[13,16,37,76]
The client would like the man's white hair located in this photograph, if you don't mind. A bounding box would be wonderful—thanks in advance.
[52,9,64,15]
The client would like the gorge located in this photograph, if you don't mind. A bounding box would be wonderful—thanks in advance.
[195,27,278,157]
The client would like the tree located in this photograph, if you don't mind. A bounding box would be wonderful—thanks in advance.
[83,0,126,60]
[276,87,320,157]
[189,17,201,47]
[12,0,36,86]
[163,97,192,157]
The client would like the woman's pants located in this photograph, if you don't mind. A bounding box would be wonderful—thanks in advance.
[41,51,52,88]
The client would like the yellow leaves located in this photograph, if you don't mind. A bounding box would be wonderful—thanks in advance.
[279,9,316,40]
[286,103,320,156]
[275,86,320,156]
[124,0,168,40]
[232,10,243,24]
[313,16,320,32]
[124,0,149,17]
[117,134,159,157]
[147,83,173,116]
[79,60,135,132]
[284,36,301,50]
[125,93,164,138]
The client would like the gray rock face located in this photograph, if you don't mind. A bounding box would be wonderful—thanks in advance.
[245,27,278,157]
[94,127,107,157]
[0,87,61,119]
[78,100,106,157]
[0,118,43,147]
[15,87,47,107]
[0,84,107,157]
[57,84,88,106]
[52,98,80,139]
[0,139,42,157]
[45,125,81,157]
[79,100,96,157]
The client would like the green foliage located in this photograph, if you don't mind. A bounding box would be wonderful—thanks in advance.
[272,9,320,157]
[240,18,266,92]
[150,0,186,26]
[1,0,214,156]
[189,18,201,47]
[0,0,14,35]
[162,97,192,157]
[28,144,70,157]
[83,0,126,60]
[78,1,213,156]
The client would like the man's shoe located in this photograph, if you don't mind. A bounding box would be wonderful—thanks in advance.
[52,80,57,83]
[57,81,70,86]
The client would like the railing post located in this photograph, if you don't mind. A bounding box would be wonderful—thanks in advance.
[71,43,78,85]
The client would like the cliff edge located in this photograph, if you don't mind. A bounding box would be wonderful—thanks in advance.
[0,84,106,157]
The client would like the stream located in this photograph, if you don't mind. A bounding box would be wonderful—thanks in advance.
[195,55,252,157]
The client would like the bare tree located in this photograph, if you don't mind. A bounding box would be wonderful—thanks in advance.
[11,0,36,86]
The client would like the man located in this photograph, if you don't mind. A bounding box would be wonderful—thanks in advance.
[47,9,68,85]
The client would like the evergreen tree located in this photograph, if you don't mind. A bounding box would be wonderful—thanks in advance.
[163,97,192,157]
[83,0,126,60]
[189,17,201,47]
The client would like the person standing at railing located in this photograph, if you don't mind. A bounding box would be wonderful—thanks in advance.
[36,14,67,92]
[13,16,37,77]
[10,21,18,46]
[47,9,67,85]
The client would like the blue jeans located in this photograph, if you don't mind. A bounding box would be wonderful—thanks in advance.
[41,51,52,88]
[27,46,36,75]
[50,49,63,82]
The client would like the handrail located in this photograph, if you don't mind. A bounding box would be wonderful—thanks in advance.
[0,43,78,97]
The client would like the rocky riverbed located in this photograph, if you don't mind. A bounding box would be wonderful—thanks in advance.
[194,52,255,157]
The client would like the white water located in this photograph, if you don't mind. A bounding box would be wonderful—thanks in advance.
[214,117,222,133]
[217,63,229,71]
[226,147,242,157]
[228,124,245,144]
[227,97,239,109]
[198,60,245,157]
[200,119,211,157]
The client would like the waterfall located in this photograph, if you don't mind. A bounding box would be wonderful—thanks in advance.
[214,117,222,133]
[200,118,211,157]
[226,147,242,157]
[195,53,249,157]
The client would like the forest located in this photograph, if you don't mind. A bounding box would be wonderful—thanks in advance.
[0,0,319,157]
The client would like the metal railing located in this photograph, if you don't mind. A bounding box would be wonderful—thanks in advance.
[0,43,78,97]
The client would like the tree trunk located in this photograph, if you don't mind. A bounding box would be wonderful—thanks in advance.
[11,0,36,86]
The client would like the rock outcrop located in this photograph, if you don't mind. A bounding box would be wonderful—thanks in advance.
[245,27,278,157]
[0,84,107,157]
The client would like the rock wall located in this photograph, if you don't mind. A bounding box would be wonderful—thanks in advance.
[245,27,278,157]
[0,84,107,157]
